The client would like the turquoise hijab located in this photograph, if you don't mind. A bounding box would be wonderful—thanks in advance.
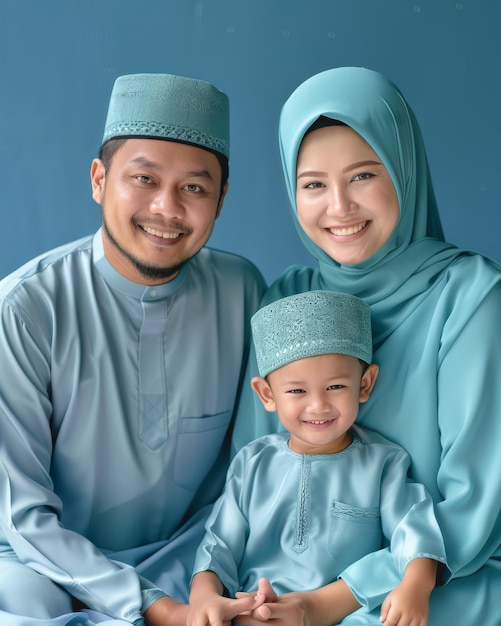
[278,67,476,347]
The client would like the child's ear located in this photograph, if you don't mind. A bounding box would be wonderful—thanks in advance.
[251,376,277,412]
[359,363,379,403]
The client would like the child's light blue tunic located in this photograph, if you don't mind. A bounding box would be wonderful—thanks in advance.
[0,230,266,625]
[195,428,447,604]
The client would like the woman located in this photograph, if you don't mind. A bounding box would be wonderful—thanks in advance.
[231,67,501,625]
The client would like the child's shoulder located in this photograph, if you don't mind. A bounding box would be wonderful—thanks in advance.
[232,432,289,463]
[352,424,408,455]
[240,432,289,453]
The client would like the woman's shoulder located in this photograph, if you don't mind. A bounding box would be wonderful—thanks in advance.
[446,250,501,277]
[440,251,501,299]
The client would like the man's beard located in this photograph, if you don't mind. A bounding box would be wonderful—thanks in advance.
[102,217,185,282]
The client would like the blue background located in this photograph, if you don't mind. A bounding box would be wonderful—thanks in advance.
[1,0,499,282]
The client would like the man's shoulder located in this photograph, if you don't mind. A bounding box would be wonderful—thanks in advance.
[198,246,260,268]
[0,234,94,298]
[193,246,266,285]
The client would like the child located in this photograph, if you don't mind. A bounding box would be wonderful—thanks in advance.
[189,290,448,626]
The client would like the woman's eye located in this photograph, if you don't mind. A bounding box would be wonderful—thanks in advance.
[352,172,374,182]
[304,181,324,189]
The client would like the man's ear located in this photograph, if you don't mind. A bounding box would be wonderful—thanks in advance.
[359,363,379,403]
[251,376,277,412]
[216,181,229,219]
[90,158,106,205]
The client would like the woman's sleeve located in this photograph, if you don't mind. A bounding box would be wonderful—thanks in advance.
[339,280,501,610]
[433,282,501,576]
[231,342,284,456]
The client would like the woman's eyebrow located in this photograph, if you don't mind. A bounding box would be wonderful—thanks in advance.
[297,170,327,179]
[297,160,383,179]
[342,159,382,173]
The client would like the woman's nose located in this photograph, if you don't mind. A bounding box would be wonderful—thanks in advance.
[326,185,356,216]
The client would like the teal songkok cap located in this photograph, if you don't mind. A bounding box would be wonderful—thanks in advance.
[251,291,372,377]
[102,73,229,158]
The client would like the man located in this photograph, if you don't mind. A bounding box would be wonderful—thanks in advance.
[0,73,266,625]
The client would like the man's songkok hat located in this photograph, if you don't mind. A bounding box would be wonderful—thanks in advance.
[101,73,229,159]
[251,290,372,377]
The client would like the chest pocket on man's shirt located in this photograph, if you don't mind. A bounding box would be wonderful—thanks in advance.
[174,410,232,491]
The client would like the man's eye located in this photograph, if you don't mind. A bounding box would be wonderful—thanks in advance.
[136,175,153,184]
[185,184,202,192]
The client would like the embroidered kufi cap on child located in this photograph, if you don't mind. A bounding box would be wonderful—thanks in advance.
[102,73,229,158]
[251,291,372,377]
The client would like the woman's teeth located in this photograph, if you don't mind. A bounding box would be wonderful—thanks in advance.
[330,221,367,236]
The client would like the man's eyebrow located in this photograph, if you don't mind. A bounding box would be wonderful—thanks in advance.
[129,157,215,181]
[184,169,215,181]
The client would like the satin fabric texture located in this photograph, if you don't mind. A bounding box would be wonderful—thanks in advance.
[0,230,265,624]
[231,67,501,624]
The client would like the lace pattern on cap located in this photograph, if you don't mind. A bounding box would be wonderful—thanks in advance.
[103,121,229,155]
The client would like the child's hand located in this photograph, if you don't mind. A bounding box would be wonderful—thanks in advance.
[188,590,265,626]
[379,582,430,626]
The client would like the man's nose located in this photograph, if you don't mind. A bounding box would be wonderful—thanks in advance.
[150,187,185,218]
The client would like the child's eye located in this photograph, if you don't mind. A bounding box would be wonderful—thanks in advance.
[327,384,344,390]
[287,388,305,394]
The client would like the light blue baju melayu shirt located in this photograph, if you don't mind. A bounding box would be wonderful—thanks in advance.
[0,229,266,625]
[195,428,447,601]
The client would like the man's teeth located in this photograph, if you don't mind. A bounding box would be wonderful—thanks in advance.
[142,226,181,239]
[330,221,367,236]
